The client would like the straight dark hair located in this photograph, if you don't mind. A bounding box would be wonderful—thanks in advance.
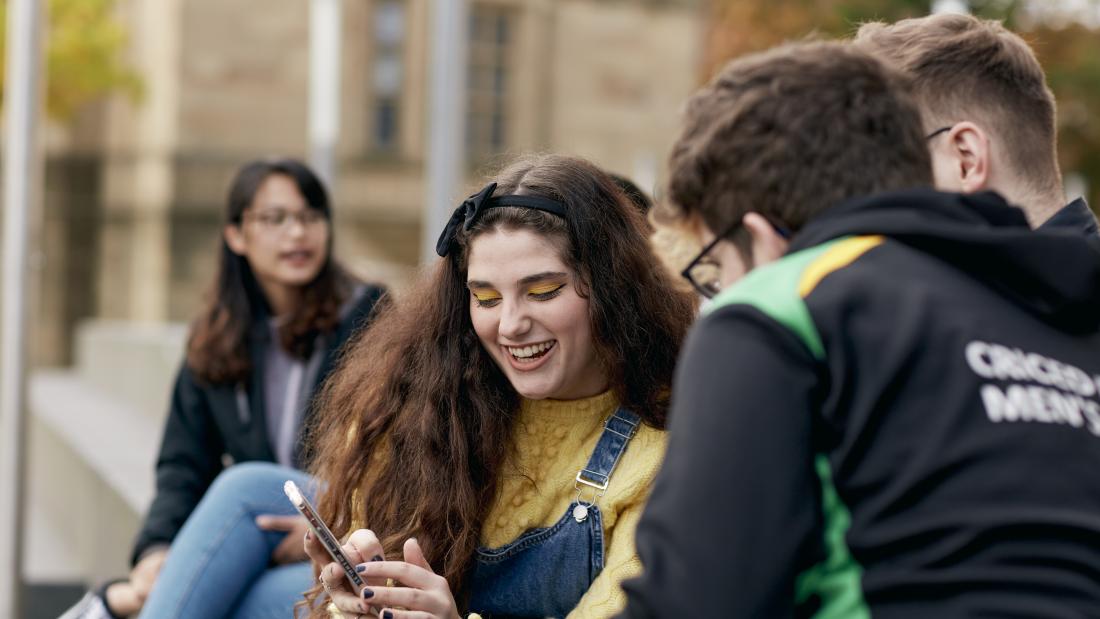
[302,154,696,615]
[187,158,353,385]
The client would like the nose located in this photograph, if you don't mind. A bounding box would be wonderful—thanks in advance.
[285,216,307,238]
[497,298,531,341]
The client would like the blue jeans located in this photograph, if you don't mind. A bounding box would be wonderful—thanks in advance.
[138,462,317,619]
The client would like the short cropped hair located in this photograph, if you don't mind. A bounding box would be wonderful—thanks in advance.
[665,41,931,236]
[854,13,1062,195]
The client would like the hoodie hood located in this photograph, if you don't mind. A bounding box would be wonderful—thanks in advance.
[788,189,1100,334]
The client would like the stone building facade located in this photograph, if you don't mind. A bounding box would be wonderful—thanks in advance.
[21,2,703,606]
[36,0,704,365]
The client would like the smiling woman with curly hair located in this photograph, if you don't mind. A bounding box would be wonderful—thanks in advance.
[302,154,696,619]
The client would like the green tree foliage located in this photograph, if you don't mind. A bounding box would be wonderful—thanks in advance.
[706,0,1100,210]
[0,0,142,120]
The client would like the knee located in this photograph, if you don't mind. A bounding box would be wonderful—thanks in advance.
[208,461,289,497]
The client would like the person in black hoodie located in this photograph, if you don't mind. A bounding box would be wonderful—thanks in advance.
[854,13,1098,240]
[62,158,386,619]
[619,41,1100,618]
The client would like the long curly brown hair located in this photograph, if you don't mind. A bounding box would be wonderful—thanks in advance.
[301,154,695,615]
[186,158,354,385]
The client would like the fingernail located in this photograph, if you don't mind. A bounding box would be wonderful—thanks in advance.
[383,611,393,619]
[361,587,374,599]
[355,564,367,573]
[371,554,383,562]
[304,530,312,541]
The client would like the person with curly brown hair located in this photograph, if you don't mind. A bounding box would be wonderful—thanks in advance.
[302,154,696,619]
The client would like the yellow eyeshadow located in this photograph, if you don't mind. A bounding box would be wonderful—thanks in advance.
[471,289,502,302]
[527,283,564,295]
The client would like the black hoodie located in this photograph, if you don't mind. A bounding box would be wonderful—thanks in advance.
[620,190,1100,618]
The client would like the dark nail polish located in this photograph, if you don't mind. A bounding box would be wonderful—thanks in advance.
[371,554,383,562]
[382,611,393,619]
[361,587,375,599]
[355,564,367,573]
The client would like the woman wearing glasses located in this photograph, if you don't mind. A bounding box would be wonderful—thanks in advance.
[302,154,695,619]
[63,158,386,619]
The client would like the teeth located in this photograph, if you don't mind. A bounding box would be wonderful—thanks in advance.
[507,341,554,359]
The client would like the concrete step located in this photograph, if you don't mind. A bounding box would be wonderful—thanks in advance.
[23,582,86,619]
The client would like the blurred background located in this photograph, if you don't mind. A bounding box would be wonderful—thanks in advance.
[0,0,1097,616]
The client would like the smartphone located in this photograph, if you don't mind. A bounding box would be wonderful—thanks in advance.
[284,480,365,590]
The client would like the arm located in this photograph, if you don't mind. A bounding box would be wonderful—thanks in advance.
[619,306,824,618]
[131,363,226,565]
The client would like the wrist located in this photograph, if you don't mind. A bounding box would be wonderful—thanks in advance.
[134,543,169,566]
[100,580,133,619]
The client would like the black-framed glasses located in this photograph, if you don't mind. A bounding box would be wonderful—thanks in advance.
[244,208,327,231]
[680,216,791,299]
[926,125,953,140]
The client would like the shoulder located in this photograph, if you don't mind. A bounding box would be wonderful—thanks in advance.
[175,355,242,402]
[607,424,667,504]
[346,283,389,321]
[1039,198,1099,240]
[337,283,389,335]
[631,423,667,453]
[173,359,211,397]
[705,235,889,360]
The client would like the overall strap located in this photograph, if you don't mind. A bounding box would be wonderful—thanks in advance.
[574,408,641,505]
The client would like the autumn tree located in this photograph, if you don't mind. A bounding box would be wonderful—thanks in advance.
[0,0,141,120]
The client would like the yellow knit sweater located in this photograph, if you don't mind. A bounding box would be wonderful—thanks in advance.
[484,390,667,618]
[330,391,666,618]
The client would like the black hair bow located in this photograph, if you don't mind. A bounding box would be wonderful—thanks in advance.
[434,182,568,257]
[435,183,498,257]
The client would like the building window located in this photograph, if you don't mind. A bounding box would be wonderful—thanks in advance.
[371,0,405,154]
[467,5,513,159]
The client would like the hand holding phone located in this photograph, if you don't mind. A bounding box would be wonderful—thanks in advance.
[283,480,365,590]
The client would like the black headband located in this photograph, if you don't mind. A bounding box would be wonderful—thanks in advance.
[434,182,568,257]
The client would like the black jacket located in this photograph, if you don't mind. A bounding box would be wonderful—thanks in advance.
[621,190,1100,618]
[131,284,386,565]
[1040,196,1098,240]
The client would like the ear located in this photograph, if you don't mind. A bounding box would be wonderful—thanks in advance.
[742,212,789,267]
[946,121,991,192]
[224,224,247,256]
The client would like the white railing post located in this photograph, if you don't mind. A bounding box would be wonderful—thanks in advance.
[1,0,44,615]
[421,0,468,265]
[310,0,343,188]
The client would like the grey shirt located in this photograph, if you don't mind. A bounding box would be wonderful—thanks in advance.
[263,322,324,467]
[262,284,367,467]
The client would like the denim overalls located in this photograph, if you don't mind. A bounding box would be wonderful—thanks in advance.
[467,408,641,618]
